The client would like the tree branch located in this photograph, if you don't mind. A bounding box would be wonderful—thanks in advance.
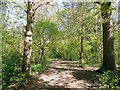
[94,2,100,4]
[34,2,50,11]
[12,2,27,12]
[24,0,28,8]
[33,1,40,6]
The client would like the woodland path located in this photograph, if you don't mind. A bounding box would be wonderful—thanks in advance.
[19,60,100,90]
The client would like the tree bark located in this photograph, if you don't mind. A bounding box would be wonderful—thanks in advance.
[118,1,120,66]
[22,1,34,74]
[40,47,44,60]
[79,36,83,64]
[98,2,116,71]
[22,1,50,74]
[40,40,45,64]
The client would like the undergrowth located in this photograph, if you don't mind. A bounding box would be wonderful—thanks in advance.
[96,70,120,88]
[31,63,48,74]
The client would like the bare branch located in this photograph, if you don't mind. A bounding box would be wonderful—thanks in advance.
[95,2,100,4]
[34,2,50,11]
[12,2,27,12]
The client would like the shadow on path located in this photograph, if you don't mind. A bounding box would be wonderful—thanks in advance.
[19,61,100,90]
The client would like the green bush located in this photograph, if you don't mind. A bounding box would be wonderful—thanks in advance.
[96,70,120,88]
[2,49,24,89]
[31,64,47,74]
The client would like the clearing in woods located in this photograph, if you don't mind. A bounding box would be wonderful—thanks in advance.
[20,60,100,90]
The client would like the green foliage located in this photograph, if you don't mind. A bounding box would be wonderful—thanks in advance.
[96,70,120,88]
[31,64,47,74]
[2,49,24,89]
[2,27,24,89]
[34,19,58,39]
[32,19,59,63]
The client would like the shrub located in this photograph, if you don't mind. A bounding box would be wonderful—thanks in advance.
[96,70,120,88]
[31,64,47,74]
[2,49,23,89]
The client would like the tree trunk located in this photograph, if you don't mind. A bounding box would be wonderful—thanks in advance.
[40,41,45,64]
[118,1,120,66]
[98,2,116,71]
[40,47,44,60]
[79,36,83,64]
[22,1,34,74]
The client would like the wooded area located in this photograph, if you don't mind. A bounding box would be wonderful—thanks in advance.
[1,0,120,89]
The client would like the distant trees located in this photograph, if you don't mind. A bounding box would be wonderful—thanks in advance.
[56,2,102,65]
[33,20,58,64]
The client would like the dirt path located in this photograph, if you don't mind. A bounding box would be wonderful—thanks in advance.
[19,61,100,90]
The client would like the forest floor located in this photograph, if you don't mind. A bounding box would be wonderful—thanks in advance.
[19,60,100,90]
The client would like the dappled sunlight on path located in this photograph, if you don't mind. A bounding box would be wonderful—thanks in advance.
[19,61,100,90]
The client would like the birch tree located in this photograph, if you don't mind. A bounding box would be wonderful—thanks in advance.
[22,0,50,74]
